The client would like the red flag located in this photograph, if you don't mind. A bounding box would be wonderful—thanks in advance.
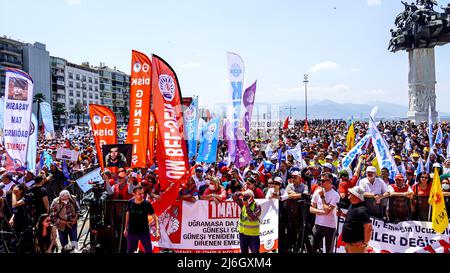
[283,117,290,130]
[89,104,117,169]
[147,111,156,166]
[126,50,152,168]
[151,54,189,191]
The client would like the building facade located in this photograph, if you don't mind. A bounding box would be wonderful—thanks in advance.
[0,36,23,96]
[97,65,130,125]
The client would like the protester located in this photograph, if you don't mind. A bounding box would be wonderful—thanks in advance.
[50,190,80,251]
[123,185,159,253]
[342,186,373,253]
[233,190,262,253]
[265,177,288,201]
[34,213,57,253]
[201,177,226,203]
[309,172,340,253]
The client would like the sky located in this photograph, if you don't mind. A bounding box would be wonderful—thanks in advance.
[1,0,450,112]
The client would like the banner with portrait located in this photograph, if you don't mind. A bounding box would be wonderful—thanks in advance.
[101,144,132,168]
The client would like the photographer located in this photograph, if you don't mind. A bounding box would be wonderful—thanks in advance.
[233,190,262,253]
[50,190,80,251]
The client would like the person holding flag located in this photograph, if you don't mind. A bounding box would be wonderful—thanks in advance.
[429,165,449,234]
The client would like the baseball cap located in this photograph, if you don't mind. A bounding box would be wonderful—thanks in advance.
[348,186,365,201]
[291,171,301,177]
[325,155,333,160]
[395,174,404,180]
[322,163,333,169]
[273,177,283,184]
[412,153,420,158]
[366,166,377,173]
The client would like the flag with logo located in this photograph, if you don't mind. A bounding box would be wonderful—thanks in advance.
[234,128,252,168]
[242,81,257,134]
[369,119,399,180]
[197,117,220,164]
[89,104,117,169]
[127,50,152,168]
[151,54,189,190]
[226,52,245,164]
[26,113,38,172]
[184,96,199,159]
[428,168,449,234]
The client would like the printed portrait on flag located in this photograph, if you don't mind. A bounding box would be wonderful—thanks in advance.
[8,77,29,101]
[102,144,132,168]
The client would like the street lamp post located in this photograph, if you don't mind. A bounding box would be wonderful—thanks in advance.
[304,74,309,122]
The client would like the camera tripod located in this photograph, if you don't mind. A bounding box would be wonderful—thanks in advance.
[297,199,316,253]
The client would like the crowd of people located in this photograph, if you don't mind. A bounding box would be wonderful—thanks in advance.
[1,119,450,253]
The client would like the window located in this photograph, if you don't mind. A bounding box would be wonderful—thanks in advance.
[95,86,98,91]
[89,93,93,99]
[88,77,92,83]
[76,82,80,88]
[76,91,81,97]
[95,94,99,100]
[76,74,80,80]
[82,75,86,82]
[69,90,74,96]
[68,72,73,79]
[89,85,92,91]
[69,81,73,88]
[83,92,87,98]
[69,99,74,105]
[95,79,98,84]
[82,83,87,89]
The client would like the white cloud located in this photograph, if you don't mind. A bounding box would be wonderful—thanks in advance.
[180,62,201,69]
[366,0,381,6]
[308,61,339,73]
[369,89,386,95]
[66,0,81,6]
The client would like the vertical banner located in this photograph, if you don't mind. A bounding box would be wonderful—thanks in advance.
[227,52,245,164]
[3,68,34,169]
[26,113,37,172]
[126,50,152,168]
[151,54,189,191]
[89,104,117,169]
[0,97,4,145]
[234,128,252,168]
[242,81,257,134]
[369,121,399,180]
[197,117,220,163]
[40,102,55,140]
[147,111,156,167]
[183,96,199,159]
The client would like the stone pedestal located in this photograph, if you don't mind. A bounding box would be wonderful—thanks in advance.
[407,48,438,124]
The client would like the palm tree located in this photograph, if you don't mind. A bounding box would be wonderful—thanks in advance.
[33,93,46,127]
[52,102,66,129]
[71,102,84,125]
[120,106,129,125]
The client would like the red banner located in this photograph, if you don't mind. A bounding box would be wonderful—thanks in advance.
[151,54,189,191]
[89,104,117,169]
[126,50,152,168]
[147,111,156,166]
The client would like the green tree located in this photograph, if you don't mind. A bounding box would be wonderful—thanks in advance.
[53,102,66,129]
[120,106,129,125]
[71,102,84,125]
[33,93,46,127]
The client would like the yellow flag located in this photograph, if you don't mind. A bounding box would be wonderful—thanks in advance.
[428,168,449,234]
[346,122,355,152]
[372,157,381,176]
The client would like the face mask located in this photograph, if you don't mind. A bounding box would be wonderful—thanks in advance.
[209,184,215,191]
[442,184,450,191]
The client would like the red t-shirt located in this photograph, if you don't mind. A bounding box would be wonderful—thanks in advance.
[202,187,226,201]
[390,184,410,193]
[412,183,432,196]
[253,187,265,199]
[338,176,359,197]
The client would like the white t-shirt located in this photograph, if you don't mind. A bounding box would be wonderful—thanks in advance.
[358,177,388,195]
[193,175,206,190]
[311,188,340,228]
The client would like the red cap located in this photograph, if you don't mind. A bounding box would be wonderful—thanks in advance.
[109,179,115,186]
[395,174,404,180]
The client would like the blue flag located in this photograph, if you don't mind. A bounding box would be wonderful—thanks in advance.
[435,125,443,145]
[196,117,220,163]
[184,96,199,159]
[62,160,70,180]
